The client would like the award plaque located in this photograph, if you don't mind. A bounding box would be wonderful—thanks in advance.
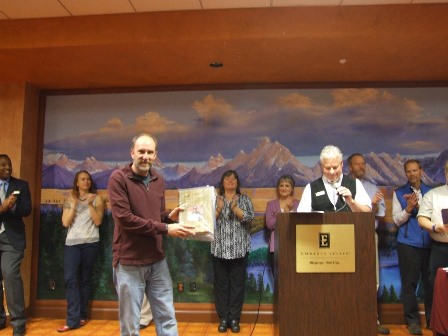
[178,185,216,242]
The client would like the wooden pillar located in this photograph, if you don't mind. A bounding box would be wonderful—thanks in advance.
[0,82,41,310]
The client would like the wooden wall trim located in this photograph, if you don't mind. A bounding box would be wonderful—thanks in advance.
[378,303,427,326]
[29,301,274,324]
[30,301,427,325]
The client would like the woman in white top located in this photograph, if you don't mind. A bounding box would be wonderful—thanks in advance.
[57,170,104,333]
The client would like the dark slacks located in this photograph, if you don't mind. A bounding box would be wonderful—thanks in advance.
[269,251,275,279]
[397,242,431,325]
[0,232,26,334]
[0,275,6,327]
[212,254,248,322]
[64,242,99,328]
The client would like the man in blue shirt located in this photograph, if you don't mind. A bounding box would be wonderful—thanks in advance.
[392,159,432,336]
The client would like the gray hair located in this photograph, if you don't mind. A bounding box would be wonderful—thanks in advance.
[320,145,343,163]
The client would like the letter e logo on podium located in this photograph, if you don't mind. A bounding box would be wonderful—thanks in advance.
[319,233,330,248]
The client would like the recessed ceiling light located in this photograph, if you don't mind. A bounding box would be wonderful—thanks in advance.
[209,62,223,68]
[339,59,347,64]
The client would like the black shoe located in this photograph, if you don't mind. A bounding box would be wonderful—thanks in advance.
[230,319,240,333]
[218,319,228,333]
[407,323,422,335]
[377,324,390,335]
[13,326,26,336]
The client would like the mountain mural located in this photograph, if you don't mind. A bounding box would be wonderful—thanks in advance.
[197,153,227,174]
[42,164,75,189]
[75,156,111,173]
[420,149,448,184]
[161,163,191,181]
[42,138,447,190]
[43,153,78,170]
[342,152,437,187]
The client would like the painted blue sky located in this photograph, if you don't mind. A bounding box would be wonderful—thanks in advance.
[44,87,448,163]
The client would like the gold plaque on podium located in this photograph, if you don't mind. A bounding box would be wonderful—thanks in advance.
[296,224,355,273]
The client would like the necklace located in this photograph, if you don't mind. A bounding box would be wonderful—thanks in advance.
[78,197,87,201]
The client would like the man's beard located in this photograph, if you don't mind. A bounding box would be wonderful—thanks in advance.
[134,162,151,172]
[137,162,151,172]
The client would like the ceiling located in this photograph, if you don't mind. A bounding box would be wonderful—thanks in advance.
[1,0,448,19]
[0,0,448,19]
[0,0,447,90]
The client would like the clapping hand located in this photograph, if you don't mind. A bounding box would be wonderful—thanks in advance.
[1,194,17,211]
[283,197,294,212]
[230,195,239,211]
[216,195,225,214]
[404,192,419,212]
[86,193,96,205]
[372,190,384,204]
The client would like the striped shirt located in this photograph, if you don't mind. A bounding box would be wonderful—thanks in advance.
[211,194,254,259]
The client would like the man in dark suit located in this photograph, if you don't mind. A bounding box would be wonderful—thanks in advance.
[0,154,32,336]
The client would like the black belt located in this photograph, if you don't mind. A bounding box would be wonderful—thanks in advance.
[432,240,448,245]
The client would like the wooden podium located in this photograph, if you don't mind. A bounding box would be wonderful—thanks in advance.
[274,212,377,336]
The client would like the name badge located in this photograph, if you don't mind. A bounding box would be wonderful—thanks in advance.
[315,190,325,197]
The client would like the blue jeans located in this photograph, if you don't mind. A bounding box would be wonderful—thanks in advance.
[113,258,177,336]
[64,242,99,328]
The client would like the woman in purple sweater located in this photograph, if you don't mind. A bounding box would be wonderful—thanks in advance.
[265,175,299,275]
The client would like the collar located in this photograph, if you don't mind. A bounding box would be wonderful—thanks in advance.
[410,185,421,193]
[0,178,10,185]
[322,175,342,188]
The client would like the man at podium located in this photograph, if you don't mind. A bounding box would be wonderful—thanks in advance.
[297,145,371,213]
[278,145,376,336]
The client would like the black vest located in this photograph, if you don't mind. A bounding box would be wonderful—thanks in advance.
[310,175,356,212]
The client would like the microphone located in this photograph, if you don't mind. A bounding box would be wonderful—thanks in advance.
[335,187,346,202]
[332,184,347,212]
